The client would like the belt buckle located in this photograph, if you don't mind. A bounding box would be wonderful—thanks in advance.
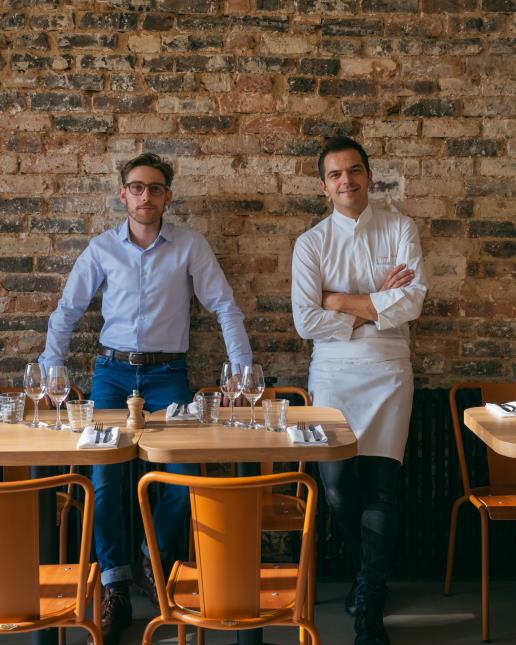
[128,352,144,365]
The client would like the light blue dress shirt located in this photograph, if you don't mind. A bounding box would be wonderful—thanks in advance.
[40,220,252,370]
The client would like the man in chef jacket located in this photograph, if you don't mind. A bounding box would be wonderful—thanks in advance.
[292,136,427,645]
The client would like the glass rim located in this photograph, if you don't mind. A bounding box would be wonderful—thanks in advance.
[66,399,94,406]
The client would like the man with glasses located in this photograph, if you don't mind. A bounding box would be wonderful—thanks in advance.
[40,153,252,644]
[292,136,427,645]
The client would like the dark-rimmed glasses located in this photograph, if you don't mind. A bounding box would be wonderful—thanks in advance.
[124,181,168,196]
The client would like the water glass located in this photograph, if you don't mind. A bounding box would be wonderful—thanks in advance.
[195,392,222,424]
[262,399,289,432]
[0,392,26,424]
[66,400,94,433]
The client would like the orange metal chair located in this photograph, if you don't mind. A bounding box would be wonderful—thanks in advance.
[0,384,85,564]
[139,471,320,645]
[444,381,516,642]
[195,386,316,638]
[0,472,101,643]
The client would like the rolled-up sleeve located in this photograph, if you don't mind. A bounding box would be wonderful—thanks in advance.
[369,218,427,330]
[292,235,355,341]
[190,235,252,369]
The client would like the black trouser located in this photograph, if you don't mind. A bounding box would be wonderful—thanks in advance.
[319,455,401,612]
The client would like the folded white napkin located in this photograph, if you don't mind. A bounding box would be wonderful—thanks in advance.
[77,426,120,449]
[485,402,516,418]
[165,402,198,421]
[286,424,328,445]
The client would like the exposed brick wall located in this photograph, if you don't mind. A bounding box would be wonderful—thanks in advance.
[0,0,514,392]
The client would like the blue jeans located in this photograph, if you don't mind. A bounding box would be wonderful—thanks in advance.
[90,355,199,586]
[319,456,400,612]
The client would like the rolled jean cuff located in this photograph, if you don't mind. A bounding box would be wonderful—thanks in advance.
[141,541,167,561]
[101,564,132,587]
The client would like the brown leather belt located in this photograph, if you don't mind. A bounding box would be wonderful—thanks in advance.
[98,346,186,366]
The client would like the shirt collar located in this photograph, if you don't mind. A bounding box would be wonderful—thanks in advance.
[116,219,175,243]
[331,204,372,234]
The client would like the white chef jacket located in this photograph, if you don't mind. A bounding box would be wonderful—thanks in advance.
[292,204,427,461]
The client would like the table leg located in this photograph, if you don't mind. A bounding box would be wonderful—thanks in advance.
[233,463,277,645]
[31,466,58,645]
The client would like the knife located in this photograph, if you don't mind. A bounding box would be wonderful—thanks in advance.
[103,427,112,443]
[309,424,320,442]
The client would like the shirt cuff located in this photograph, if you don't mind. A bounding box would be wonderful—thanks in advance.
[370,290,405,330]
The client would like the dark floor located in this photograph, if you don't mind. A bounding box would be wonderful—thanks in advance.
[6,578,516,644]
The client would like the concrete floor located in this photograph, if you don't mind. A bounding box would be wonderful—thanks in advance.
[6,578,516,645]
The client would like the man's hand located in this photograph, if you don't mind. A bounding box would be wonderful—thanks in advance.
[322,291,342,312]
[380,264,414,291]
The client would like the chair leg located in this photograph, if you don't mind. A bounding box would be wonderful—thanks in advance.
[82,619,102,645]
[143,616,166,645]
[197,626,205,644]
[301,537,317,645]
[298,621,320,645]
[93,573,101,629]
[57,627,66,645]
[178,623,187,645]
[444,496,467,595]
[480,508,490,642]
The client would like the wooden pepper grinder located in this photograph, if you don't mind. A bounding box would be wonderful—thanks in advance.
[127,389,145,430]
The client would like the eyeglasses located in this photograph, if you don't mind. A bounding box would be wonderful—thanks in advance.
[124,182,168,196]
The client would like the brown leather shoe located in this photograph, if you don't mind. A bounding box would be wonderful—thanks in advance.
[133,551,159,606]
[87,585,132,645]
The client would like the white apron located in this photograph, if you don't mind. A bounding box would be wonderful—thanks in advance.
[308,358,414,463]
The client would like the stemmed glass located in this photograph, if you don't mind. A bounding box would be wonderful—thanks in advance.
[46,365,71,430]
[242,364,265,429]
[220,362,243,427]
[23,362,46,428]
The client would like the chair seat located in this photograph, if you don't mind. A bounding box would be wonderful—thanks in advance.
[473,490,516,520]
[40,563,98,618]
[168,562,298,612]
[262,493,306,531]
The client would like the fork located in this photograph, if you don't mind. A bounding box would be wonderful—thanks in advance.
[94,421,103,444]
[297,421,309,441]
[495,402,516,413]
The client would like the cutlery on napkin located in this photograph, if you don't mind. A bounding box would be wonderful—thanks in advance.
[485,401,516,418]
[77,426,120,449]
[286,423,328,444]
[165,401,198,421]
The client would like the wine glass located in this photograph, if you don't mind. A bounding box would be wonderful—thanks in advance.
[46,365,71,430]
[241,364,265,429]
[220,362,243,427]
[23,362,46,428]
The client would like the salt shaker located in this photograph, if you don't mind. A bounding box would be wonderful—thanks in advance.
[127,389,145,429]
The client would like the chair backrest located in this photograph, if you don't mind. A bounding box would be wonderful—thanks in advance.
[138,471,317,623]
[0,473,94,624]
[450,382,516,494]
[0,384,84,410]
[195,386,311,407]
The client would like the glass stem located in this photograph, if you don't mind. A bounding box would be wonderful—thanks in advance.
[250,401,256,426]
[33,400,39,426]
[55,402,62,427]
[229,399,235,424]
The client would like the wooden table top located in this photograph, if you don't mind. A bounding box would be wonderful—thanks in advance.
[0,409,141,466]
[464,407,516,458]
[139,406,356,463]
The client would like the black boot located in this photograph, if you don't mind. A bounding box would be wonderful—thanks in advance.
[354,607,390,645]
